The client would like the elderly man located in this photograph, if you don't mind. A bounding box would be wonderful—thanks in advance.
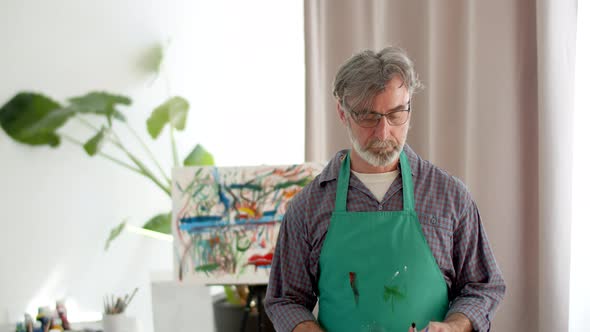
[264,47,505,332]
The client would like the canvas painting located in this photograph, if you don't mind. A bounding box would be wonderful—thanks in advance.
[172,163,324,285]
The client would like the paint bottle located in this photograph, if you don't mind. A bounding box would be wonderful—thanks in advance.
[32,321,42,332]
[49,318,63,331]
[55,301,70,330]
[15,322,26,332]
[35,306,52,332]
[24,313,34,332]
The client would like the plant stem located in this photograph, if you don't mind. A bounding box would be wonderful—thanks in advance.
[170,126,179,167]
[108,133,171,197]
[74,115,120,146]
[125,123,171,185]
[125,149,171,196]
[75,115,101,132]
[67,118,170,196]
[60,134,144,175]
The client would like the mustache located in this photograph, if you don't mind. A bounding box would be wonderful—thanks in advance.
[366,139,397,150]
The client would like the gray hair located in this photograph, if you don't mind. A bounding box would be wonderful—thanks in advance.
[332,46,422,112]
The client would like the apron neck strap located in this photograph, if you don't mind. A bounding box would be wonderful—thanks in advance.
[334,149,415,212]
[399,150,415,211]
[334,153,352,212]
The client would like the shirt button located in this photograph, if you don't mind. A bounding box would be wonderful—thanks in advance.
[378,205,383,211]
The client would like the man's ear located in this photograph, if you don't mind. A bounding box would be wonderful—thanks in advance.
[337,102,347,125]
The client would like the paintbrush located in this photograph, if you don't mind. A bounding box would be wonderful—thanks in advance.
[104,288,139,314]
[124,288,138,309]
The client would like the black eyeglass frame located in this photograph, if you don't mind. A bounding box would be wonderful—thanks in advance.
[344,101,412,128]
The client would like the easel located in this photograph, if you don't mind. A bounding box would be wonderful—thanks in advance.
[239,284,269,332]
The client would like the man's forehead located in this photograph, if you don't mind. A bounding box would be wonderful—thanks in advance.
[345,82,409,110]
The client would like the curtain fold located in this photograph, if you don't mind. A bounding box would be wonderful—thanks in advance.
[304,0,577,330]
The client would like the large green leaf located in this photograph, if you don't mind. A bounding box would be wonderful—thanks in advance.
[142,212,172,234]
[105,220,127,251]
[68,92,131,124]
[139,43,164,75]
[146,96,189,139]
[0,92,68,146]
[83,126,108,156]
[183,144,215,166]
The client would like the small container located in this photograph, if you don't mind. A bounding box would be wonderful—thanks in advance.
[102,314,138,332]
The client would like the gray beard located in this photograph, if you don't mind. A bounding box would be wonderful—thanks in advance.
[345,123,403,168]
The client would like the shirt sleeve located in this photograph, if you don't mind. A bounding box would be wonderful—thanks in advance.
[446,198,506,332]
[264,196,318,332]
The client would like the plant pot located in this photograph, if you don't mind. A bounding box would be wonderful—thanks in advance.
[213,298,275,332]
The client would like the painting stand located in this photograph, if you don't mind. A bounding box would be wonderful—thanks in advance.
[239,285,268,332]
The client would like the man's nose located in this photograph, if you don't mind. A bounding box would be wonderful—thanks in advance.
[374,116,391,139]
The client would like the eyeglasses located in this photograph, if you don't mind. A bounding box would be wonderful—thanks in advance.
[346,102,411,128]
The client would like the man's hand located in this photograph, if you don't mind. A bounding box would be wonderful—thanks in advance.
[407,313,473,332]
[293,320,324,332]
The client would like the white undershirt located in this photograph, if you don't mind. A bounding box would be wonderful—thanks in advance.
[351,169,400,202]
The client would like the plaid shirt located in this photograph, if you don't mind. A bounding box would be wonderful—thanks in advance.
[264,145,505,332]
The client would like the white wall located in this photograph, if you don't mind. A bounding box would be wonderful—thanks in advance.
[0,1,303,331]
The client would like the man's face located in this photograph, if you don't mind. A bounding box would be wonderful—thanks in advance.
[338,75,411,169]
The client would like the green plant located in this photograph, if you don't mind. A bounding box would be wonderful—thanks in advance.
[0,91,214,247]
[0,91,254,306]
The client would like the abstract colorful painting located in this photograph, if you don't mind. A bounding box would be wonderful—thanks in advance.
[172,163,324,285]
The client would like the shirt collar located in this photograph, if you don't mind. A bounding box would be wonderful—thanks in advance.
[318,144,418,186]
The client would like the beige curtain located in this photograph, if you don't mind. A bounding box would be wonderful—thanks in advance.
[304,0,577,331]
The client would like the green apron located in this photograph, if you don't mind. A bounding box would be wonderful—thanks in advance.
[318,151,449,331]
